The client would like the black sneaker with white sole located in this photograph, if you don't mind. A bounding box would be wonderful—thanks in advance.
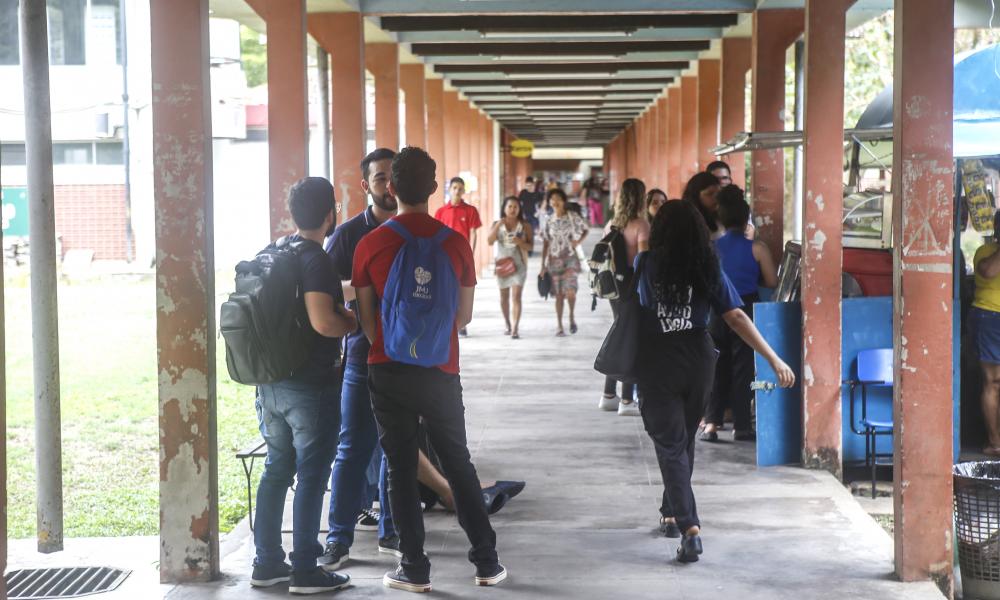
[317,542,350,571]
[250,561,291,587]
[676,533,703,563]
[378,535,403,558]
[356,507,379,531]
[383,565,432,593]
[475,563,508,586]
[288,567,350,595]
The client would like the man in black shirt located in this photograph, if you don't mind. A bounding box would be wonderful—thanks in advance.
[250,177,357,594]
[319,148,401,570]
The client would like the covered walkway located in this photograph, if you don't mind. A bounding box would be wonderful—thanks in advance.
[155,253,943,599]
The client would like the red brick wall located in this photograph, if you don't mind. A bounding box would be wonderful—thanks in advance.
[54,184,132,261]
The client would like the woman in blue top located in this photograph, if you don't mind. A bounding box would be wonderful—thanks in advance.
[701,185,779,443]
[636,201,793,563]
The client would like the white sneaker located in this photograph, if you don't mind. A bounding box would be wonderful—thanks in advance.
[599,395,620,411]
[618,400,641,417]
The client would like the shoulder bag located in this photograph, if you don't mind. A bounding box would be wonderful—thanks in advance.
[594,255,645,383]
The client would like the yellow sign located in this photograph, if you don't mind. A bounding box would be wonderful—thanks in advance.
[510,139,534,158]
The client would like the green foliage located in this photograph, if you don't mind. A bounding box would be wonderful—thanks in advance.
[844,13,895,128]
[241,25,267,89]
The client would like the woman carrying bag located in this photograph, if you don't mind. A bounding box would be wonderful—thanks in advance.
[489,196,533,339]
[632,201,794,563]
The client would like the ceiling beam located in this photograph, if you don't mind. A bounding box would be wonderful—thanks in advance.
[435,61,688,73]
[361,0,755,15]
[393,28,723,43]
[450,78,674,87]
[410,40,711,56]
[378,14,740,31]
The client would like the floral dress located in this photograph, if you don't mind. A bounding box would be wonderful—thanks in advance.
[543,212,588,295]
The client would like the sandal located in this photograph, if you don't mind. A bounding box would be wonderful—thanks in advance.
[511,332,520,339]
[699,430,719,442]
[504,327,512,336]
[555,330,566,337]
[570,322,578,334]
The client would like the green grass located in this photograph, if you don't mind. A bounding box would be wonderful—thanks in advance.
[4,272,263,538]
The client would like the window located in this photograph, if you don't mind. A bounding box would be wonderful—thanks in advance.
[95,141,122,164]
[48,0,87,66]
[1,144,26,166]
[53,142,93,164]
[87,0,121,65]
[0,0,18,65]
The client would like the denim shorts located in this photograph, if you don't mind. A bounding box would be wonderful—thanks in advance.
[972,306,1000,364]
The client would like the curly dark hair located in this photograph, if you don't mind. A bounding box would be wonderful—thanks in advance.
[682,171,722,233]
[648,199,721,308]
[391,146,437,206]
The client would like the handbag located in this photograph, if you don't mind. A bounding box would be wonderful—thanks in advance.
[537,271,553,299]
[495,257,517,278]
[594,255,645,383]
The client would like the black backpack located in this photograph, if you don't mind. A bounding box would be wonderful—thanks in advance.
[220,237,317,385]
[588,227,631,300]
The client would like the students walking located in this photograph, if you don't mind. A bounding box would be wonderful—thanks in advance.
[488,196,533,339]
[320,148,400,571]
[599,178,650,416]
[700,186,779,443]
[541,188,589,336]
[353,147,505,593]
[250,177,358,594]
[636,201,794,563]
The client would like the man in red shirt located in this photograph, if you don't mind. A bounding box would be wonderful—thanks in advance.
[434,176,482,249]
[434,176,482,336]
[353,147,506,593]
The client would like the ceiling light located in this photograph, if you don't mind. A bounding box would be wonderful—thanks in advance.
[480,30,632,39]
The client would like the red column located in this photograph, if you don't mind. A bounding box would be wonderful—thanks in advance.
[443,91,461,186]
[751,8,804,260]
[400,64,426,149]
[680,76,698,184]
[366,43,400,150]
[657,96,669,189]
[668,87,682,197]
[891,0,954,589]
[309,13,366,218]
[425,78,446,213]
[479,113,492,271]
[502,129,516,197]
[698,59,721,171]
[625,125,637,179]
[151,0,219,582]
[801,0,852,476]
[246,0,307,236]
[721,38,752,187]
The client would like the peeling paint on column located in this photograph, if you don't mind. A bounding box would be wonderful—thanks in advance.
[151,0,219,583]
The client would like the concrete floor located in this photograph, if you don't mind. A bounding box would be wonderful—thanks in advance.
[8,244,947,599]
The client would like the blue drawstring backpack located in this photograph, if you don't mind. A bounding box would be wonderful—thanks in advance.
[380,220,459,367]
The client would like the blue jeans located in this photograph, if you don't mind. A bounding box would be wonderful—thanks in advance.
[254,379,340,572]
[327,362,395,546]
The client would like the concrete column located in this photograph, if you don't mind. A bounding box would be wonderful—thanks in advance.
[400,64,427,149]
[502,129,516,196]
[425,78,446,213]
[309,13,366,218]
[0,219,5,592]
[625,125,637,180]
[459,100,473,180]
[150,0,219,582]
[681,76,698,184]
[721,38,752,187]
[657,96,669,189]
[891,0,955,590]
[20,0,63,554]
[443,91,462,185]
[317,48,331,180]
[479,113,492,270]
[366,43,400,150]
[698,59,721,170]
[668,87,682,197]
[246,0,306,236]
[751,8,804,260]
[800,0,852,476]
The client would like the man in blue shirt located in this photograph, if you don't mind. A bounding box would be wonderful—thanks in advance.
[319,148,401,570]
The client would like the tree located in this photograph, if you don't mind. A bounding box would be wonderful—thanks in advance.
[240,25,267,89]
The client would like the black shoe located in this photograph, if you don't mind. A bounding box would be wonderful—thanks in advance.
[317,542,350,571]
[496,480,526,498]
[459,327,469,337]
[699,430,719,442]
[482,486,511,515]
[476,563,508,586]
[378,535,403,558]
[734,430,757,442]
[250,561,291,587]
[383,565,432,593]
[288,567,350,595]
[676,533,703,563]
[356,507,379,531]
[659,518,681,538]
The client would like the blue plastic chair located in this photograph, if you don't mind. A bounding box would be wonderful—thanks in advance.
[846,348,894,498]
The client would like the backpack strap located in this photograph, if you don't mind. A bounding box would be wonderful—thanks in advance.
[383,219,414,242]
[430,225,454,245]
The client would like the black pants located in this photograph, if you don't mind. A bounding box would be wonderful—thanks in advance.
[368,362,497,576]
[638,330,718,533]
[705,294,757,432]
[603,298,636,401]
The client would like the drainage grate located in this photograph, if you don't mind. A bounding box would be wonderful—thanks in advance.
[5,567,131,599]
